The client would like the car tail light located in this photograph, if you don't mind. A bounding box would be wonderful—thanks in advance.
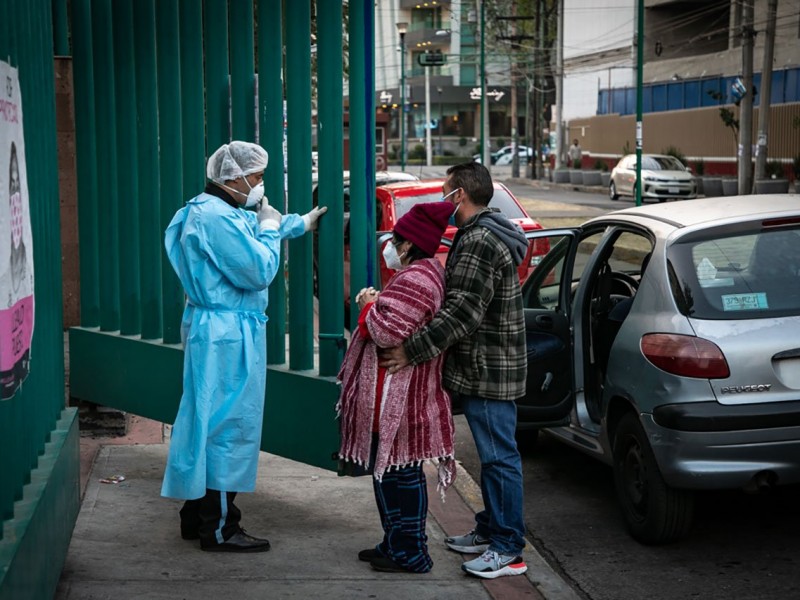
[640,333,730,379]
[530,238,550,267]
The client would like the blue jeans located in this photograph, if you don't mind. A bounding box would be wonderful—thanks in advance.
[462,395,526,555]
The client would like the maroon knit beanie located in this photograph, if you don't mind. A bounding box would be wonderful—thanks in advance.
[393,201,453,257]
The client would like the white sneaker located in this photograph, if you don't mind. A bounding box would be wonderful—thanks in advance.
[445,529,491,553]
[461,549,527,579]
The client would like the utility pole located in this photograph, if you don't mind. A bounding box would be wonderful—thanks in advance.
[635,0,644,206]
[510,5,519,178]
[497,14,535,180]
[738,0,755,195]
[554,0,564,170]
[753,0,778,187]
[480,0,490,169]
[425,61,432,166]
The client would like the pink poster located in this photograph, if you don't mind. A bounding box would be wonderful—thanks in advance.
[0,61,34,400]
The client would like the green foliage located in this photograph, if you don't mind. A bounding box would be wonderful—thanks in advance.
[622,140,632,155]
[694,159,705,176]
[765,160,785,179]
[707,90,739,147]
[793,155,800,177]
[408,143,426,160]
[458,136,468,147]
[661,145,686,165]
[496,138,506,149]
[593,159,608,172]
[433,155,471,166]
[572,158,582,169]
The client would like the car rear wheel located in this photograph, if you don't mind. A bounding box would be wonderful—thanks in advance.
[609,181,619,200]
[612,413,694,544]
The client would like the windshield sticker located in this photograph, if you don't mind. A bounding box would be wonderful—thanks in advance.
[696,257,735,287]
[721,293,768,311]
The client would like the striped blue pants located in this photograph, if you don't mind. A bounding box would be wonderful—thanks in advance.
[373,463,433,573]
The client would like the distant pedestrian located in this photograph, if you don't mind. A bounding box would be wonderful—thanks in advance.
[161,141,326,553]
[568,138,583,168]
[338,202,456,574]
[381,161,529,579]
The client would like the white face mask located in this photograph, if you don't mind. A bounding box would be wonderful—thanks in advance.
[244,181,265,208]
[382,241,405,271]
[441,187,462,216]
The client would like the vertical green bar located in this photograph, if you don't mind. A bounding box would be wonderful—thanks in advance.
[348,0,377,331]
[259,0,286,364]
[156,0,185,344]
[180,0,206,196]
[286,0,313,370]
[113,0,141,336]
[70,0,100,327]
[204,0,230,150]
[133,0,162,340]
[317,0,345,375]
[91,0,120,331]
[230,0,255,141]
[52,0,69,55]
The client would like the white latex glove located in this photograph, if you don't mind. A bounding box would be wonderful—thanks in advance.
[257,199,282,231]
[302,205,328,232]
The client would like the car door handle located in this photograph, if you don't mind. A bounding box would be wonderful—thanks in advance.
[535,315,555,330]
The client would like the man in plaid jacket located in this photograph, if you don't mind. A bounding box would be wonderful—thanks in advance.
[382,161,529,579]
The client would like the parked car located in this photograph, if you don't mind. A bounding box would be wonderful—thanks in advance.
[372,179,547,289]
[517,195,800,544]
[609,154,697,202]
[473,145,533,165]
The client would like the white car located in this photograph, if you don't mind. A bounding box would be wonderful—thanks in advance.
[473,145,533,165]
[610,154,697,202]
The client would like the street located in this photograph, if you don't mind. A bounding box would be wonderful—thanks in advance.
[437,174,800,600]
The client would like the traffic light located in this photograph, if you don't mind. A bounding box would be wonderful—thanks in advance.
[418,50,446,67]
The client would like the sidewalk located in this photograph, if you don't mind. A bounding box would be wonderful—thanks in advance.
[56,416,580,600]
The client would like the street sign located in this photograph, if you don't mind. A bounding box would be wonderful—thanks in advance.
[418,50,446,67]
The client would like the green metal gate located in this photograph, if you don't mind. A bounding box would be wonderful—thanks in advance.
[67,0,376,471]
[0,1,80,599]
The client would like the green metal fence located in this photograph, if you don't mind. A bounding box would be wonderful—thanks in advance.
[68,0,374,471]
[0,0,80,598]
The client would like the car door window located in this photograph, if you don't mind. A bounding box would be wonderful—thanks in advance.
[523,234,574,311]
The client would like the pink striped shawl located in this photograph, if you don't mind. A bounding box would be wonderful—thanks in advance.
[337,258,456,493]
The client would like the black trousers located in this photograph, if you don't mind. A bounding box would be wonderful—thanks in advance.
[180,489,241,545]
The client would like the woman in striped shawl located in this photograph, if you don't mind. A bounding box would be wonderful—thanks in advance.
[337,201,456,574]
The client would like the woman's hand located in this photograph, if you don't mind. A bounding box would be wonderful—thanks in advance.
[356,287,379,310]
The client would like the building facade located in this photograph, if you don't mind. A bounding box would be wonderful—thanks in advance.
[374,0,531,158]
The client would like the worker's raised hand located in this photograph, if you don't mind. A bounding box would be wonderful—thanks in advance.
[257,198,283,231]
[302,206,328,232]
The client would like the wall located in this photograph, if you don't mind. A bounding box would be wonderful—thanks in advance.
[567,102,800,176]
[55,58,79,329]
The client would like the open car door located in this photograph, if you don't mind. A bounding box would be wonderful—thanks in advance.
[517,229,582,426]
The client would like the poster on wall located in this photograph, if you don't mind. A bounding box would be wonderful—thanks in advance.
[0,60,34,400]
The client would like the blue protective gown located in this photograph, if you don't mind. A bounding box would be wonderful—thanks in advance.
[161,192,306,500]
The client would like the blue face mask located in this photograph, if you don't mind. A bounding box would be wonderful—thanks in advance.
[441,187,461,226]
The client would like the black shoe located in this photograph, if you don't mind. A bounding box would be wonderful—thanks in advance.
[370,556,426,573]
[200,530,271,553]
[358,547,382,562]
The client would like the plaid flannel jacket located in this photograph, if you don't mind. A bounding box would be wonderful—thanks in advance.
[403,209,527,401]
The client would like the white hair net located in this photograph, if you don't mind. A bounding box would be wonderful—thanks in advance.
[206,141,269,183]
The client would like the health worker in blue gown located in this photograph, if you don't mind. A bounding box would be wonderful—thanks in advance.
[161,141,326,553]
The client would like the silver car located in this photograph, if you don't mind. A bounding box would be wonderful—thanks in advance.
[610,153,697,202]
[518,195,800,544]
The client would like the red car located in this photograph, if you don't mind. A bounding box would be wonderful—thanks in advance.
[372,179,548,288]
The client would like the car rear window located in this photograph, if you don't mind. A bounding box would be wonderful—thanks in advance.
[668,226,800,319]
[393,188,526,220]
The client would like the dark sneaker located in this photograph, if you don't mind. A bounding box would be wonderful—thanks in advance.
[200,529,271,553]
[358,547,384,562]
[445,529,491,553]
[370,556,429,574]
[461,550,527,579]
